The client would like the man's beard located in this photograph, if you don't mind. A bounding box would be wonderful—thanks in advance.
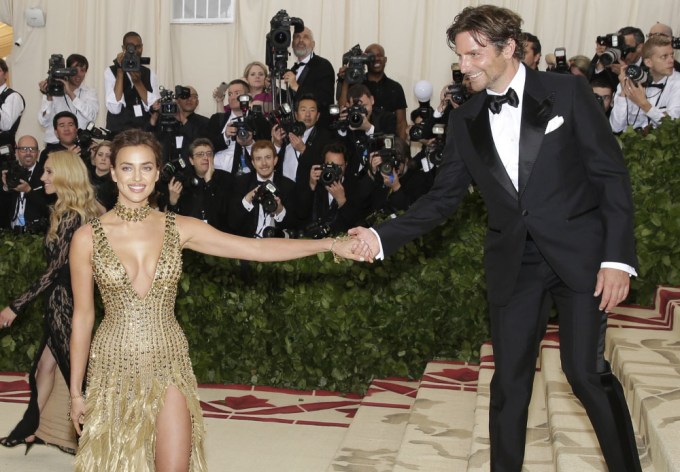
[294,46,311,58]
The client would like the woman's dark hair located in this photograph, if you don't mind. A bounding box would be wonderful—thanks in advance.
[110,129,162,168]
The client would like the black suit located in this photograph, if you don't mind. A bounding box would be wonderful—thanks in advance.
[229,172,295,237]
[0,161,51,231]
[292,54,335,121]
[376,67,640,471]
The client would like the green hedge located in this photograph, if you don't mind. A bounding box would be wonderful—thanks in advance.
[1,120,678,393]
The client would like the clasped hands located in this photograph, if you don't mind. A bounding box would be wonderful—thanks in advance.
[327,227,379,263]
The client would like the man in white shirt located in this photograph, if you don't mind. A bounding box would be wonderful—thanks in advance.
[38,54,99,144]
[0,58,25,147]
[104,31,159,134]
[610,34,680,132]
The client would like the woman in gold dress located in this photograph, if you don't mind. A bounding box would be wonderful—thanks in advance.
[68,129,364,471]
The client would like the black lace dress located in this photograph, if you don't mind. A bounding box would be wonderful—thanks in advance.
[4,214,81,452]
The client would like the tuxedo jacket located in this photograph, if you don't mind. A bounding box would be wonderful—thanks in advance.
[293,54,336,114]
[0,161,52,229]
[377,68,637,305]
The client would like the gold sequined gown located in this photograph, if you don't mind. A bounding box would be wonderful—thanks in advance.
[75,213,207,471]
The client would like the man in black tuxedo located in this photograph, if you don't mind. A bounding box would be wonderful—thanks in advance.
[350,5,641,471]
[282,27,335,121]
[1,135,51,233]
[228,140,295,237]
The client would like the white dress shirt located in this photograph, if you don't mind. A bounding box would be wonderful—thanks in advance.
[275,126,314,181]
[609,70,680,132]
[38,85,99,144]
[0,83,25,132]
[104,67,159,114]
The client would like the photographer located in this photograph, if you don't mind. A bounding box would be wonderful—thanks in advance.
[338,44,408,141]
[281,26,335,122]
[38,54,99,145]
[39,111,81,163]
[296,142,373,235]
[208,79,270,175]
[0,58,25,148]
[271,94,335,183]
[0,135,50,233]
[149,85,210,162]
[610,34,680,132]
[648,22,680,72]
[228,140,295,237]
[520,32,542,70]
[367,136,433,215]
[336,84,395,179]
[165,138,233,232]
[105,31,159,134]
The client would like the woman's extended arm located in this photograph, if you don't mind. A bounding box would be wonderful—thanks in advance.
[176,214,368,263]
[69,225,96,435]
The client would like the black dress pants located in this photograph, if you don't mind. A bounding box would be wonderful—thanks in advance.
[487,240,641,472]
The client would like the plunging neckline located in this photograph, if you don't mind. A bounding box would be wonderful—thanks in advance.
[98,213,169,301]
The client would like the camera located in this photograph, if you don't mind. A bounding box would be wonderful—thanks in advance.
[596,34,636,67]
[160,155,197,186]
[446,69,469,106]
[302,220,331,239]
[673,37,680,49]
[0,145,31,189]
[412,124,446,172]
[347,99,368,128]
[266,102,306,137]
[553,47,570,73]
[155,85,191,133]
[342,44,375,85]
[252,180,279,214]
[121,43,151,73]
[409,104,435,142]
[44,54,77,97]
[328,104,348,132]
[625,64,649,85]
[368,134,399,175]
[261,226,301,239]
[76,122,113,150]
[319,163,343,186]
[265,10,304,78]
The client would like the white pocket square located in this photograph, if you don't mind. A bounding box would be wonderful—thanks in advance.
[545,115,564,134]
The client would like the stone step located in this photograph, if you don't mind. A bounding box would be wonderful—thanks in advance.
[466,342,555,472]
[326,378,420,472]
[392,360,479,472]
[540,346,655,471]
[605,291,680,472]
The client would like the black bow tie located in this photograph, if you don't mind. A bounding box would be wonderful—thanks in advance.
[647,83,665,89]
[291,61,307,73]
[487,87,519,114]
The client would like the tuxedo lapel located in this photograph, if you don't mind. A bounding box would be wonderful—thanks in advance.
[518,70,554,197]
[466,96,517,200]
[297,55,314,86]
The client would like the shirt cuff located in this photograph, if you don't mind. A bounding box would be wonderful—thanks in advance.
[369,227,385,260]
[600,262,637,277]
[242,198,254,212]
[274,207,286,222]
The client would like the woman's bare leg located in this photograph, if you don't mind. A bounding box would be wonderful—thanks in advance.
[155,385,192,471]
[25,348,58,442]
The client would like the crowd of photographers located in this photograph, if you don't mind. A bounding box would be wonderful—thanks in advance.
[2,12,680,238]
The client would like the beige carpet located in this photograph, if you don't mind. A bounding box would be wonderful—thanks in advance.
[0,375,358,471]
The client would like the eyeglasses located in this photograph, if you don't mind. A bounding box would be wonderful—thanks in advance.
[192,151,214,158]
[17,146,38,153]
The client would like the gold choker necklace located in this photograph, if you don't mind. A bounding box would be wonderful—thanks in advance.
[114,202,152,222]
